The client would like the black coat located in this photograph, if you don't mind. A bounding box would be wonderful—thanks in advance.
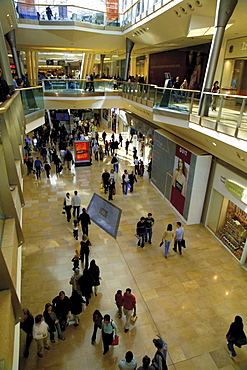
[89,265,100,286]
[70,291,84,315]
[78,271,94,296]
[52,296,71,318]
[43,310,57,332]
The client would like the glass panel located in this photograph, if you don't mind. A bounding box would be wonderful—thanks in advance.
[21,87,44,115]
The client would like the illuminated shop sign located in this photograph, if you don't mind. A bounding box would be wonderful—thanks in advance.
[74,141,90,165]
[225,180,247,205]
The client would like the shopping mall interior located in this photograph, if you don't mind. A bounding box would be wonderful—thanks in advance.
[1,0,247,369]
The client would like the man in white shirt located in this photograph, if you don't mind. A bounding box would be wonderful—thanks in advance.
[118,351,137,370]
[33,314,50,357]
[71,190,81,219]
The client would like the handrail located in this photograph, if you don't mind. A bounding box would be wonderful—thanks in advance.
[0,91,20,114]
[155,86,201,94]
[203,91,247,99]
[15,1,122,16]
[18,86,43,91]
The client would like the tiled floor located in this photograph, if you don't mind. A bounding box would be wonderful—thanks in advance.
[19,137,247,370]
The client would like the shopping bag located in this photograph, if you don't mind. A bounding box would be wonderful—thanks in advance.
[71,165,76,175]
[130,315,138,325]
[100,183,104,192]
[113,188,116,195]
[112,335,119,346]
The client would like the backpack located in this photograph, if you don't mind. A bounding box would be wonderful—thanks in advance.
[111,157,117,164]
[156,351,168,370]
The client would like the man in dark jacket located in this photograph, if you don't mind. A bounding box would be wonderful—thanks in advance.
[136,217,146,248]
[64,149,73,170]
[20,308,34,358]
[102,169,110,193]
[52,291,71,331]
[78,207,91,235]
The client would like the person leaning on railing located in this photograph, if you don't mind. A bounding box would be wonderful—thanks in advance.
[0,69,11,103]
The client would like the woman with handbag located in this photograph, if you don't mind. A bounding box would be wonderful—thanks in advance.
[101,314,118,355]
[226,316,246,357]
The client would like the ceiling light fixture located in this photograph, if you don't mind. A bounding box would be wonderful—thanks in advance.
[212,142,217,146]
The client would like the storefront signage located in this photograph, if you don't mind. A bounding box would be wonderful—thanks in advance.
[225,180,247,205]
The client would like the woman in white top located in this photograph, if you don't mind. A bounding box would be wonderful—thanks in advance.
[33,314,50,357]
[64,192,72,222]
[161,224,174,258]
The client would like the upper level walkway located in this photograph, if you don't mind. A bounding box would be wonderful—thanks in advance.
[39,79,247,143]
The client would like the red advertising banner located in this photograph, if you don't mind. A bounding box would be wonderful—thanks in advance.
[74,141,90,164]
[19,0,37,19]
[106,0,118,21]
[170,145,191,215]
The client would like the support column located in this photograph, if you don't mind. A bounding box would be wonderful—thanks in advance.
[80,53,85,79]
[198,0,238,116]
[144,54,149,83]
[88,54,96,75]
[5,30,22,80]
[0,22,14,90]
[130,56,136,77]
[25,51,38,85]
[100,54,105,77]
[124,38,135,81]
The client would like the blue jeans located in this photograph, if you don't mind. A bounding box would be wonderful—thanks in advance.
[138,233,145,248]
[123,182,128,194]
[145,228,152,242]
[114,163,118,173]
[50,322,64,341]
[227,340,236,356]
[164,240,171,256]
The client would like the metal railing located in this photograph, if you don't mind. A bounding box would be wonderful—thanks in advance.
[26,79,247,141]
[14,0,173,29]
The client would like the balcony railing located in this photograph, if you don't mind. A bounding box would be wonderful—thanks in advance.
[19,86,44,116]
[37,79,247,141]
[15,0,174,29]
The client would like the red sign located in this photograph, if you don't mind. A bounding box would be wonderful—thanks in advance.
[74,141,90,163]
[106,0,118,21]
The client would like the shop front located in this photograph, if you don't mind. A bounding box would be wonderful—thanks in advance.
[206,163,247,266]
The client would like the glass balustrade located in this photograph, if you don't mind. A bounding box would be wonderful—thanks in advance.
[20,87,44,116]
[14,0,173,29]
[40,79,123,93]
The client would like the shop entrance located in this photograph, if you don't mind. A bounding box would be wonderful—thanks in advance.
[207,190,247,264]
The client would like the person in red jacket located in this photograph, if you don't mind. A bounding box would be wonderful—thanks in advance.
[123,288,136,333]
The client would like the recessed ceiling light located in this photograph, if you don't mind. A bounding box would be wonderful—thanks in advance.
[146,27,149,30]
[212,142,217,146]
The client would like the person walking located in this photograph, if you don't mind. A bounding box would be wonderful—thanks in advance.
[161,224,174,258]
[108,178,115,201]
[89,259,101,296]
[136,217,146,249]
[226,316,246,357]
[145,213,155,244]
[20,308,34,358]
[129,171,137,193]
[173,221,184,255]
[32,314,50,358]
[152,336,168,370]
[137,355,155,370]
[63,192,72,222]
[91,309,103,345]
[123,288,136,333]
[78,268,94,306]
[122,170,130,195]
[118,351,137,370]
[102,169,110,194]
[64,149,73,170]
[134,157,139,175]
[71,190,81,219]
[111,153,119,173]
[52,291,71,332]
[70,290,84,327]
[101,314,118,355]
[44,161,51,178]
[34,156,42,179]
[211,80,220,111]
[69,268,82,293]
[125,139,130,155]
[43,303,65,342]
[78,208,91,235]
[78,234,91,269]
[115,290,124,318]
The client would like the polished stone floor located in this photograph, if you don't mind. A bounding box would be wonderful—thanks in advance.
[20,137,247,370]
